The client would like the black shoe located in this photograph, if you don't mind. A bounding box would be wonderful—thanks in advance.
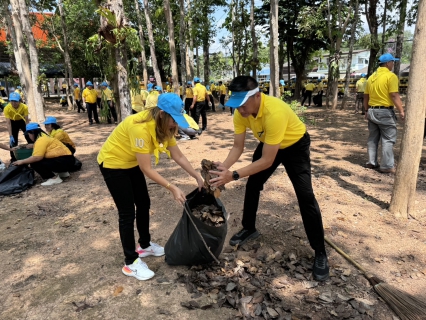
[229,229,260,246]
[313,251,329,281]
[197,129,202,135]
[202,127,207,131]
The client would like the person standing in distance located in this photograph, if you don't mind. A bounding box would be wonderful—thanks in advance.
[73,83,85,113]
[356,74,367,114]
[82,81,100,125]
[190,77,211,131]
[98,93,204,281]
[218,81,227,110]
[363,53,404,174]
[209,76,329,281]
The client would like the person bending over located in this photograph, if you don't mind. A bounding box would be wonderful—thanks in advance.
[43,116,76,154]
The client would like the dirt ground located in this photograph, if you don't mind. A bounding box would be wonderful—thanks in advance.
[0,98,426,320]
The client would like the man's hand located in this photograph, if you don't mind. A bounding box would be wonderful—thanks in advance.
[12,160,24,166]
[399,110,405,120]
[190,104,195,110]
[209,163,233,187]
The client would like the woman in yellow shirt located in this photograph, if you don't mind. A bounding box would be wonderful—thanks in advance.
[43,116,76,154]
[184,81,193,114]
[13,123,75,186]
[97,93,203,281]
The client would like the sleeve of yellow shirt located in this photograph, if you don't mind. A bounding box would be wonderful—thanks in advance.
[32,137,49,157]
[264,109,287,145]
[388,75,399,93]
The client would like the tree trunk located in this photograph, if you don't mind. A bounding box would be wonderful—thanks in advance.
[178,0,187,85]
[231,0,237,78]
[164,0,179,93]
[143,0,162,86]
[134,0,149,85]
[58,0,74,111]
[17,0,45,122]
[186,46,192,80]
[250,0,258,80]
[187,0,194,80]
[3,2,25,88]
[269,0,279,97]
[10,0,36,120]
[341,0,359,110]
[365,0,380,76]
[393,0,407,77]
[202,4,210,83]
[195,46,200,77]
[389,0,426,219]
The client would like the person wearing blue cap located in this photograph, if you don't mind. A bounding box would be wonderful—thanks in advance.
[190,77,211,130]
[15,86,24,102]
[73,83,85,113]
[184,81,194,114]
[209,75,329,282]
[43,116,76,154]
[82,81,100,125]
[97,93,203,281]
[13,123,75,186]
[3,92,30,161]
[206,85,216,112]
[355,73,367,114]
[100,82,118,124]
[363,53,404,174]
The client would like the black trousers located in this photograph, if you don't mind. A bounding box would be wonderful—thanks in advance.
[10,119,31,161]
[96,97,102,109]
[191,101,207,130]
[31,155,75,179]
[209,94,215,111]
[99,165,151,265]
[301,90,313,106]
[242,133,325,252]
[86,102,99,124]
[76,99,85,113]
[105,100,118,123]
[220,94,226,109]
[184,98,192,115]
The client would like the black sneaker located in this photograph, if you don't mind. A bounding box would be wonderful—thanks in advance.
[313,251,329,281]
[229,229,260,246]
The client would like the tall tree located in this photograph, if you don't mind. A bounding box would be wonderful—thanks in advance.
[269,0,279,97]
[9,0,36,120]
[365,0,380,76]
[393,0,408,77]
[178,0,187,85]
[143,0,162,85]
[389,0,426,219]
[134,0,148,85]
[163,0,179,92]
[186,0,194,80]
[250,0,258,80]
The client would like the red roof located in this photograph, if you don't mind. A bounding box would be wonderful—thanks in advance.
[0,12,53,44]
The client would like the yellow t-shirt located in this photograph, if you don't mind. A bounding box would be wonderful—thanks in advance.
[97,111,177,168]
[185,87,194,99]
[82,88,98,103]
[131,90,145,113]
[3,103,29,121]
[166,85,172,93]
[364,67,399,107]
[145,91,159,109]
[317,82,324,90]
[211,84,216,92]
[193,83,207,102]
[305,83,316,91]
[184,114,199,130]
[179,86,183,95]
[33,135,71,158]
[50,129,76,150]
[102,88,113,101]
[234,93,305,149]
[74,87,81,100]
[219,84,227,95]
[356,78,367,93]
[15,89,24,98]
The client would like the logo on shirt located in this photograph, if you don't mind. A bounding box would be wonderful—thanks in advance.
[257,131,264,137]
[135,138,145,148]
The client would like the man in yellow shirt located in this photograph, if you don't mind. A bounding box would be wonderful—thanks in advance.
[356,73,367,114]
[210,80,217,103]
[301,81,316,106]
[190,77,211,130]
[15,86,24,102]
[4,92,30,161]
[218,81,227,111]
[0,84,6,97]
[206,85,215,112]
[364,53,404,173]
[184,81,194,114]
[209,76,329,282]
[61,82,67,95]
[100,82,118,124]
[73,83,85,113]
[82,81,100,125]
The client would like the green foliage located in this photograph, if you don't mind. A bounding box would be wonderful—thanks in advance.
[287,99,307,123]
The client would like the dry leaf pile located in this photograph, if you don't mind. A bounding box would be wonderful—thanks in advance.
[201,159,225,198]
[191,204,225,227]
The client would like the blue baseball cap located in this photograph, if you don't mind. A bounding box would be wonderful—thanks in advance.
[100,81,108,86]
[187,81,192,85]
[225,88,260,108]
[9,92,21,102]
[147,83,154,92]
[86,81,93,86]
[194,77,200,83]
[210,80,214,83]
[73,83,78,87]
[43,116,57,125]
[279,79,285,85]
[378,53,399,63]
[17,86,22,89]
[166,82,169,85]
[155,86,162,91]
[157,94,189,128]
[26,122,40,132]
[361,73,366,77]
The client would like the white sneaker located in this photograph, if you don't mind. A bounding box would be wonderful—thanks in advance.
[136,242,165,257]
[122,258,154,280]
[58,172,70,178]
[41,176,63,186]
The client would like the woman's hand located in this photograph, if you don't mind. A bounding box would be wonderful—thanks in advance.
[26,144,34,149]
[13,160,24,166]
[196,175,204,191]
[169,185,186,206]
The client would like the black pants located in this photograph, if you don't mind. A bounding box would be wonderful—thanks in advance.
[76,99,85,113]
[31,155,75,179]
[105,100,118,123]
[86,102,99,124]
[10,119,31,161]
[184,98,192,115]
[1,89,6,97]
[191,101,207,130]
[62,88,66,94]
[209,94,215,111]
[301,90,313,106]
[220,94,225,109]
[99,165,151,265]
[242,133,325,252]
[96,97,102,109]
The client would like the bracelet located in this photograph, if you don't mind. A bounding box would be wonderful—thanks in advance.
[165,183,171,189]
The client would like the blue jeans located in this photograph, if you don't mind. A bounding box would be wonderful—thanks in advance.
[366,108,397,169]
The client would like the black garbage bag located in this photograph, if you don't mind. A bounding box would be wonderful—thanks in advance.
[0,165,35,195]
[165,189,228,266]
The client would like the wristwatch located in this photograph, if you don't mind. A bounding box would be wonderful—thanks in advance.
[232,170,240,180]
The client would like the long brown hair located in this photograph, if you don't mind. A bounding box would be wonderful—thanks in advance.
[136,107,177,143]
